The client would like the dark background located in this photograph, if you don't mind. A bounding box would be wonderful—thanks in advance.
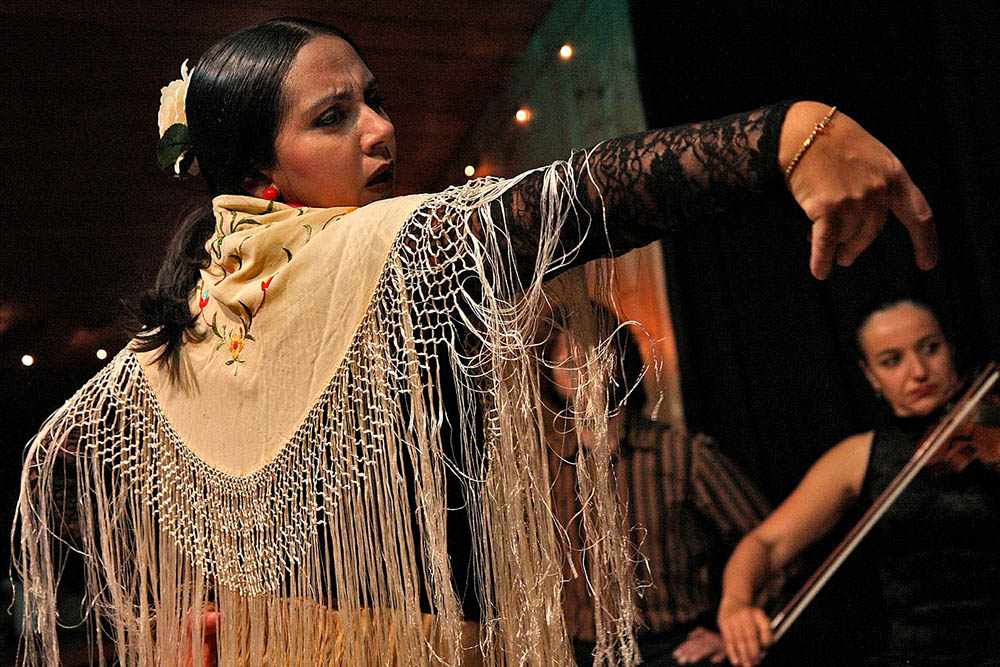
[631,1,999,662]
[1,1,998,663]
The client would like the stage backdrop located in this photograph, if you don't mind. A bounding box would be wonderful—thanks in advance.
[629,2,1000,662]
[630,0,1000,500]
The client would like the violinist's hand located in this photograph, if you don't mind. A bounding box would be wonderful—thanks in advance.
[781,101,937,279]
[718,598,772,667]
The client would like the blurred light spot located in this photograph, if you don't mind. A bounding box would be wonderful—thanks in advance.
[96,349,108,360]
[464,165,476,177]
[515,108,530,123]
[21,354,34,367]
[559,44,573,60]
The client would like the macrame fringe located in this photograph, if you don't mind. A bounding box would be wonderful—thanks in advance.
[14,156,639,665]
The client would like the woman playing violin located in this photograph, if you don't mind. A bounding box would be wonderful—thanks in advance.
[718,296,1000,666]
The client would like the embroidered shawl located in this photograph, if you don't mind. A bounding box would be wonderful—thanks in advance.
[15,165,638,665]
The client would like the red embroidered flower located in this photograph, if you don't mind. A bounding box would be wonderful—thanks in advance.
[229,332,245,361]
[199,292,210,309]
[261,276,274,291]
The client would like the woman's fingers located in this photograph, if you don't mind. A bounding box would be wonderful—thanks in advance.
[808,218,839,280]
[835,197,888,268]
[753,611,774,654]
[673,627,725,663]
[734,618,759,665]
[889,164,938,270]
[786,103,938,279]
[721,608,772,666]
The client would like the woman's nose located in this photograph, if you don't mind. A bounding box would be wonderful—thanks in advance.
[909,354,930,380]
[360,105,394,156]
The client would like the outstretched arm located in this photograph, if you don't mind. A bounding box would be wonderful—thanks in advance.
[499,101,935,281]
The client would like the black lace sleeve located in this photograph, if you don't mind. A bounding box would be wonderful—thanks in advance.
[499,101,794,280]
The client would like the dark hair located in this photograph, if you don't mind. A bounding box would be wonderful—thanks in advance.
[853,292,956,365]
[129,18,361,363]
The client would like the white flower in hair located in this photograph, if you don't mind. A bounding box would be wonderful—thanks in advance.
[156,59,198,177]
[157,59,192,137]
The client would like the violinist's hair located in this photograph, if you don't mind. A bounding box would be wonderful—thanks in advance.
[852,291,958,366]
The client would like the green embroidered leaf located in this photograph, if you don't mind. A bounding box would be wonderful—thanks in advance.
[282,247,293,262]
[226,359,235,366]
[233,218,262,231]
[244,333,256,342]
[264,200,275,214]
[210,312,223,339]
[156,123,191,172]
[303,224,313,242]
[238,301,254,330]
[227,253,243,270]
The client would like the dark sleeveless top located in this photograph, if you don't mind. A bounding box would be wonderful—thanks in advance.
[859,414,1000,666]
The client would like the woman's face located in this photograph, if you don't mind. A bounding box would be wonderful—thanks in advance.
[859,301,959,417]
[259,35,396,207]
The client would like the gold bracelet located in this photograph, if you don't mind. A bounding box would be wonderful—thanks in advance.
[783,105,838,180]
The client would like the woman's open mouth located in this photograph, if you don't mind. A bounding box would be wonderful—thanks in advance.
[365,162,395,193]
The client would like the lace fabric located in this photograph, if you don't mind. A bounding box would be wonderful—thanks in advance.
[14,103,791,666]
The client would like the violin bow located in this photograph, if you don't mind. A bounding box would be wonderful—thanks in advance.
[768,362,999,644]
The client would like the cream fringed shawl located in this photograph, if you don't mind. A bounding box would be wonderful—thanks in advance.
[15,164,639,665]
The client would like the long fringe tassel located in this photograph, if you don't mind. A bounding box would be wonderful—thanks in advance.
[13,160,639,665]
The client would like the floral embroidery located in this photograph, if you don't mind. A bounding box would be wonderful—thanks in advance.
[197,201,355,374]
[228,332,245,360]
[199,277,272,374]
[322,207,357,230]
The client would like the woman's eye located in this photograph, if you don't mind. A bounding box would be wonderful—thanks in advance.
[316,107,346,127]
[923,340,941,355]
[879,354,900,368]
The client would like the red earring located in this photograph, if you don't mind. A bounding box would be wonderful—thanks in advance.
[262,186,279,201]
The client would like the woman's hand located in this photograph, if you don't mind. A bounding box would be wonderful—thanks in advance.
[781,101,937,279]
[718,598,772,666]
[672,625,727,664]
[182,605,220,667]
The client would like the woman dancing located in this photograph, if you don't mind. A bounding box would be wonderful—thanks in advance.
[16,16,936,666]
